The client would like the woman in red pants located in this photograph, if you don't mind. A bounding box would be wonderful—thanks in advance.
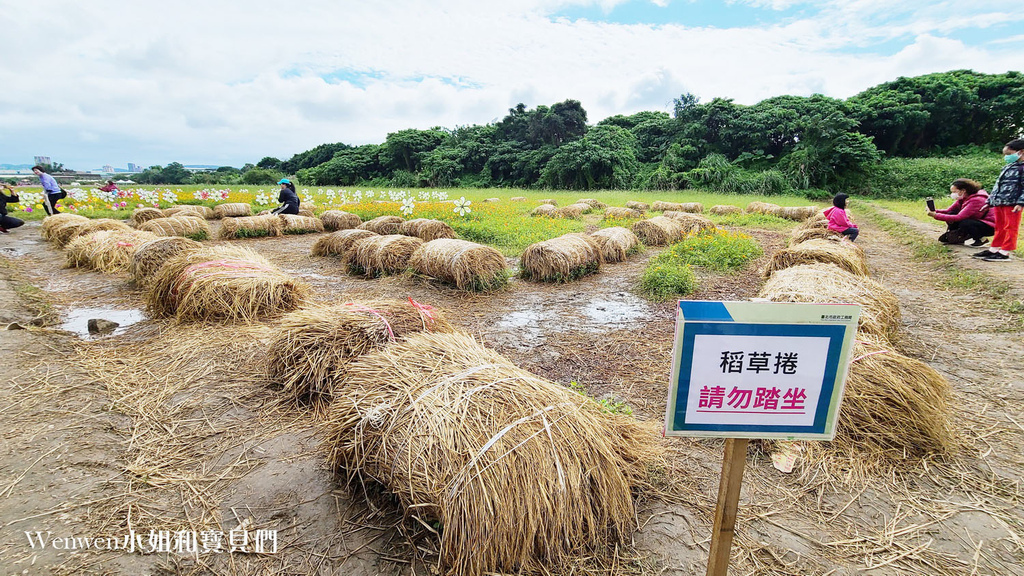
[974,139,1024,261]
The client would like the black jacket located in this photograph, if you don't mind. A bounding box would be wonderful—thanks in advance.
[0,191,18,216]
[274,188,300,215]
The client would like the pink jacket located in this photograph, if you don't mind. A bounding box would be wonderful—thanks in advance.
[933,191,995,227]
[823,206,856,232]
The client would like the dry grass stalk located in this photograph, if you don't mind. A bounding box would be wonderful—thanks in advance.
[298,207,315,218]
[358,215,405,235]
[164,204,215,219]
[779,206,820,221]
[763,238,868,278]
[323,331,663,576]
[351,234,424,277]
[758,263,901,342]
[709,204,742,215]
[631,216,685,246]
[129,237,203,286]
[651,200,685,212]
[65,229,160,273]
[746,201,784,216]
[520,233,603,282]
[217,214,284,239]
[625,200,649,211]
[279,214,324,234]
[575,198,608,209]
[510,196,527,202]
[213,202,253,219]
[408,238,510,291]
[604,207,643,219]
[138,216,211,240]
[130,207,165,226]
[320,210,362,231]
[48,218,133,248]
[678,202,704,213]
[399,218,457,241]
[662,211,716,235]
[590,227,641,263]
[537,198,557,206]
[267,299,454,406]
[790,227,843,245]
[554,205,585,219]
[41,213,90,239]
[531,204,557,217]
[147,246,309,322]
[310,229,377,261]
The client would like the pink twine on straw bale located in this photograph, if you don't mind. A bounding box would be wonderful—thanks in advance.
[850,341,892,364]
[342,302,395,341]
[407,297,438,329]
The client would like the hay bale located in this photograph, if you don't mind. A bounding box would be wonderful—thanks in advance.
[631,216,684,246]
[41,213,90,240]
[531,204,557,217]
[758,263,901,342]
[763,238,868,278]
[164,205,215,219]
[320,210,362,231]
[130,237,203,286]
[324,331,662,576]
[604,207,643,219]
[213,202,253,219]
[267,299,454,406]
[311,229,378,261]
[146,246,309,322]
[510,196,527,202]
[218,215,284,239]
[398,218,457,242]
[652,200,686,212]
[708,204,742,215]
[779,206,811,221]
[409,238,510,291]
[746,201,784,216]
[279,214,324,235]
[65,229,159,273]
[625,200,649,211]
[48,218,133,248]
[662,211,716,235]
[538,199,557,206]
[575,198,608,209]
[298,207,315,218]
[590,227,640,263]
[483,197,501,203]
[520,233,602,282]
[351,234,424,277]
[130,207,164,226]
[358,215,405,235]
[790,227,843,245]
[138,216,211,240]
[554,205,585,219]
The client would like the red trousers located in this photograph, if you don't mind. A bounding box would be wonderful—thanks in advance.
[991,206,1022,252]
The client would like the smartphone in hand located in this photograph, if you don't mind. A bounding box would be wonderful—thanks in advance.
[926,197,935,212]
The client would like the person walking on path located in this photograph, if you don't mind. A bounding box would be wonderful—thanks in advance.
[973,140,1024,262]
[31,166,62,215]
[823,193,859,242]
[929,178,995,246]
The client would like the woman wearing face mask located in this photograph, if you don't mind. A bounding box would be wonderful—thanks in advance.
[928,179,994,246]
[973,139,1024,261]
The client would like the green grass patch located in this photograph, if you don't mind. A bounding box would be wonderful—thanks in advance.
[664,230,763,271]
[185,231,209,242]
[568,381,634,416]
[638,256,697,301]
[232,228,274,239]
[706,212,795,230]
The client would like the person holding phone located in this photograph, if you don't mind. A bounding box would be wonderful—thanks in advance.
[0,184,24,234]
[928,179,994,246]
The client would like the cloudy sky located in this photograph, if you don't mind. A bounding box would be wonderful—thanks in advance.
[1,0,1019,170]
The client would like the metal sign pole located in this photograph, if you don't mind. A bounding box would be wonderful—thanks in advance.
[705,438,749,576]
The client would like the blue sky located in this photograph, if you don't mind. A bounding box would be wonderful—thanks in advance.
[0,0,1019,170]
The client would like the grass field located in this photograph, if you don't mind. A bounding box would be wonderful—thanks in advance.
[870,198,1024,257]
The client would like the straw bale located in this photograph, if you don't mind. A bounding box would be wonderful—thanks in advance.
[746,201,784,216]
[590,227,640,263]
[65,229,160,273]
[217,215,284,239]
[164,205,215,219]
[267,299,454,405]
[790,226,842,245]
[793,216,829,232]
[130,207,164,226]
[575,198,608,209]
[779,206,820,221]
[324,331,663,576]
[351,234,424,277]
[41,213,89,240]
[279,214,324,234]
[358,215,405,235]
[631,216,684,246]
[520,233,602,282]
[138,216,211,240]
[604,207,642,219]
[320,210,362,231]
[213,202,253,219]
[483,197,500,203]
[48,218,133,248]
[537,198,557,206]
[708,204,742,215]
[129,236,203,286]
[409,238,509,291]
[298,207,315,218]
[554,204,585,219]
[510,196,527,202]
[531,204,557,217]
[625,200,649,211]
[763,238,868,278]
[146,246,309,322]
[651,200,685,212]
[311,229,378,261]
[662,211,716,235]
[758,263,901,342]
[398,218,457,242]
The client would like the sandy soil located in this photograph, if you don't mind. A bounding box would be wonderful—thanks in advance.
[0,215,1021,576]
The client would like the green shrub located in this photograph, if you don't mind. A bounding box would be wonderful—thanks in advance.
[665,230,763,271]
[865,151,1001,198]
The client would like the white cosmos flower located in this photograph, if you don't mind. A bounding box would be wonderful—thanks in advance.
[400,198,415,216]
[453,196,471,216]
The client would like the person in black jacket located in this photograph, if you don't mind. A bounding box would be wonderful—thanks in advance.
[0,184,24,234]
[271,179,300,215]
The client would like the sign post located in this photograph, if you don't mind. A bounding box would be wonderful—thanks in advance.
[665,301,860,576]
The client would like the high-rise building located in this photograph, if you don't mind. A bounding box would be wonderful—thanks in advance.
[127,163,140,172]
[102,165,115,174]
[34,155,51,166]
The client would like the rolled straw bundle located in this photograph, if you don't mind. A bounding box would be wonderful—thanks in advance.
[708,204,742,215]
[537,199,557,206]
[758,263,901,342]
[320,210,362,231]
[763,238,868,278]
[218,215,284,239]
[483,197,501,203]
[298,207,316,218]
[399,218,457,242]
[311,229,377,261]
[409,238,510,291]
[590,227,640,263]
[678,202,704,213]
[520,233,602,282]
[662,212,716,235]
[510,196,527,202]
[358,215,405,235]
[138,216,211,240]
[279,214,324,234]
[213,202,253,219]
[651,201,685,212]
[531,204,557,217]
[350,234,424,277]
[49,218,133,248]
[779,206,819,221]
[41,213,89,240]
[575,198,608,209]
[146,246,309,322]
[324,331,663,576]
[65,229,159,273]
[604,207,643,219]
[790,227,842,246]
[631,216,684,246]
[554,205,585,219]
[625,200,649,212]
[130,237,203,286]
[130,207,164,226]
[746,201,784,216]
[164,205,215,219]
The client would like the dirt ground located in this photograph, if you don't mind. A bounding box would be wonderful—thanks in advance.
[0,214,1022,576]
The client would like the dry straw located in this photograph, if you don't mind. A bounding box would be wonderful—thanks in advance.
[709,204,742,215]
[537,198,557,206]
[65,229,160,273]
[651,200,685,212]
[130,207,164,226]
[510,196,527,202]
[267,299,454,406]
[130,237,203,286]
[409,238,510,291]
[41,213,89,239]
[358,215,405,235]
[48,218,133,248]
[311,229,377,261]
[323,331,663,576]
[625,200,649,211]
[531,204,557,217]
[520,233,603,282]
[604,206,643,219]
[320,210,362,231]
[758,263,901,343]
[351,234,424,276]
[746,201,784,216]
[790,226,843,245]
[138,216,211,240]
[279,214,324,234]
[662,211,716,235]
[590,227,641,263]
[147,246,309,322]
[554,204,585,219]
[575,198,608,209]
[218,214,284,239]
[164,204,215,219]
[779,206,820,221]
[763,238,868,278]
[298,207,316,218]
[631,216,685,246]
[399,218,457,241]
[213,202,253,219]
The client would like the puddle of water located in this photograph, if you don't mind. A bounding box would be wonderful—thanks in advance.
[58,307,146,339]
[583,297,651,326]
[496,309,548,329]
[0,247,25,257]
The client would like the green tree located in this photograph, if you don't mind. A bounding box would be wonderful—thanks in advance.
[540,125,639,190]
[302,144,382,185]
[380,128,446,173]
[256,156,282,170]
[280,142,350,174]
[241,167,283,185]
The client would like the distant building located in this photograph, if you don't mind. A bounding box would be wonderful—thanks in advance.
[127,163,140,172]
[102,165,114,174]
[34,156,51,166]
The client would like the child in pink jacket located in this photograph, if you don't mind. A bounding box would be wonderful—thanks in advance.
[822,193,858,242]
